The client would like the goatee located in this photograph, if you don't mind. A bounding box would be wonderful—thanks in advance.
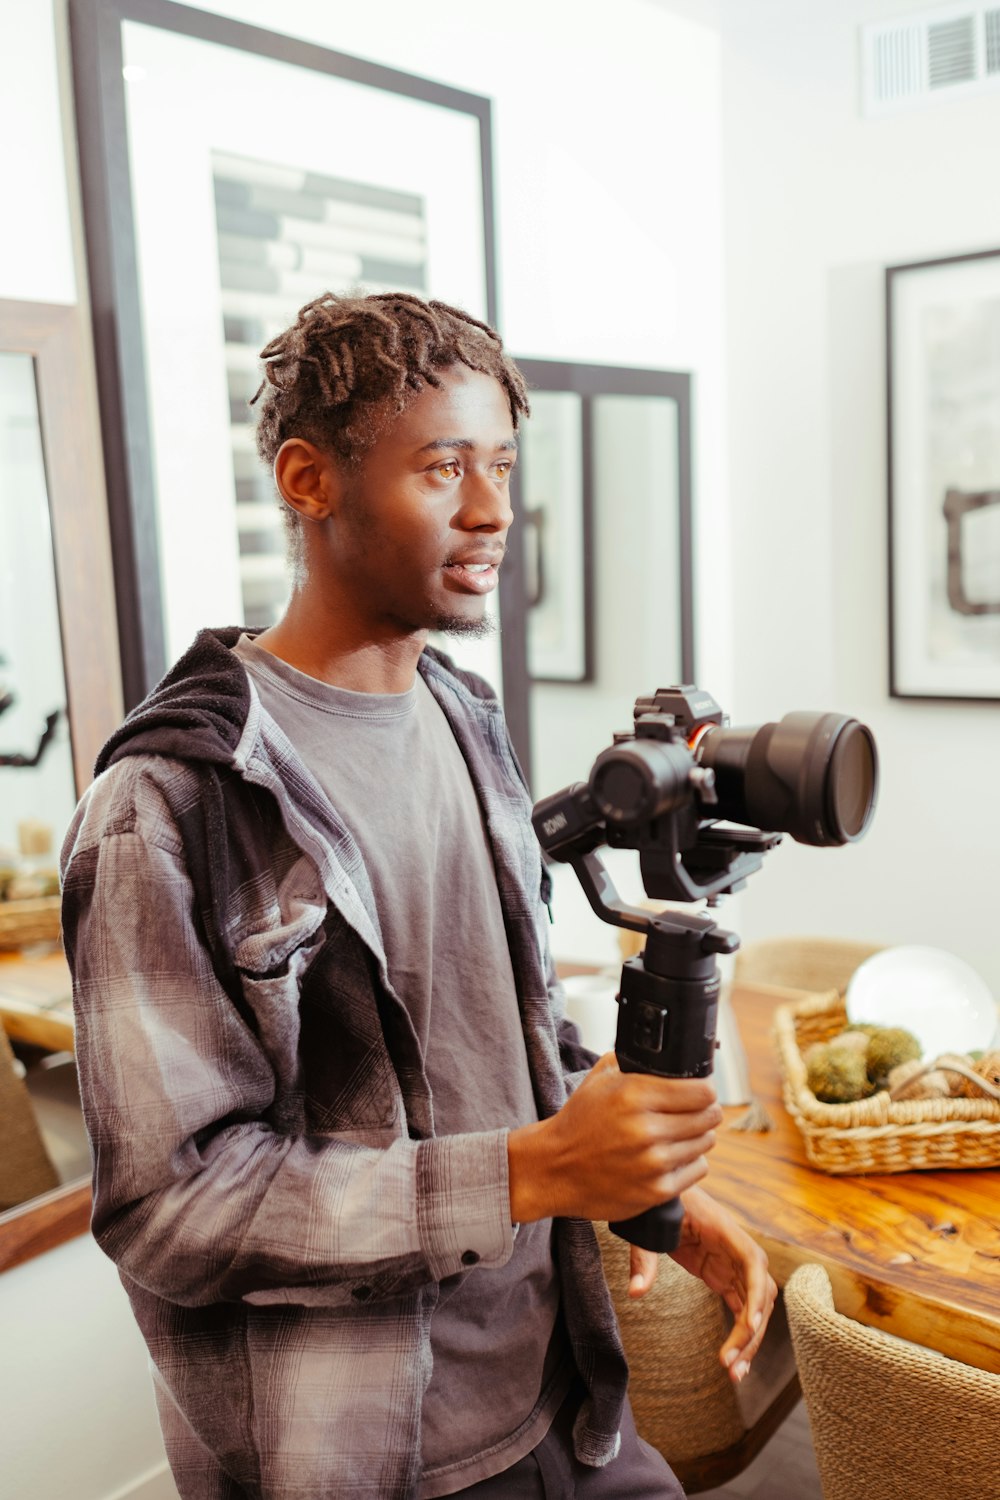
[433,612,497,640]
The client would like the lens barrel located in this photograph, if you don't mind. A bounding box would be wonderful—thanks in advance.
[694,712,878,846]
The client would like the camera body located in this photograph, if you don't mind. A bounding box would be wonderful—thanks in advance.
[535,684,878,907]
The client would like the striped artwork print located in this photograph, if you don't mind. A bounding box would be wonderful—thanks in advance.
[212,149,430,628]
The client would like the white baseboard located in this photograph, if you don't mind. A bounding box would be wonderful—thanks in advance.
[103,1463,179,1500]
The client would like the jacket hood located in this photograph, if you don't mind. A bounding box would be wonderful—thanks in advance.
[95,627,253,777]
[95,627,499,779]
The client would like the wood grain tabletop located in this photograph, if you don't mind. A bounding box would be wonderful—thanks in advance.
[707,982,1000,1373]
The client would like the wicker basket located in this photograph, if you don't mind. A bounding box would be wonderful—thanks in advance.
[774,989,1000,1174]
[0,895,62,951]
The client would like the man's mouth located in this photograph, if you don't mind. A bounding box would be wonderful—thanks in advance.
[443,558,502,595]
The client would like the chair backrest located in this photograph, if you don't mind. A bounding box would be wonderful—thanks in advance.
[0,1024,60,1210]
[733,936,883,998]
[594,1222,799,1487]
[596,1221,746,1460]
[785,1263,1000,1499]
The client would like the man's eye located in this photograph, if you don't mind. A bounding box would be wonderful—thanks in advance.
[494,460,514,478]
[436,461,460,479]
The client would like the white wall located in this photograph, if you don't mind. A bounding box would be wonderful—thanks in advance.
[0,1,726,1494]
[0,1238,178,1500]
[717,0,1000,996]
[0,2,76,304]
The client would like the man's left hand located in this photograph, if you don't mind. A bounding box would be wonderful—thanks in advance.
[626,1184,777,1382]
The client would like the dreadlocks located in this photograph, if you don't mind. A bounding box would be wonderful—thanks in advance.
[251,292,529,563]
[252,289,529,474]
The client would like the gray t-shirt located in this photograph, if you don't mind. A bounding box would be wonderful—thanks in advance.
[234,637,570,1495]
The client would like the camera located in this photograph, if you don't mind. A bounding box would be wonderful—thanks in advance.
[532,686,878,1252]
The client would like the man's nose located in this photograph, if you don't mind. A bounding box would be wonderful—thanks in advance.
[456,472,514,532]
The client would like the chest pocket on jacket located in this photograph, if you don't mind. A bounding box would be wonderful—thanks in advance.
[296,916,404,1133]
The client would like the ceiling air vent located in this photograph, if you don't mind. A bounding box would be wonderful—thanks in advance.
[986,7,1000,69]
[928,14,977,84]
[862,4,1000,113]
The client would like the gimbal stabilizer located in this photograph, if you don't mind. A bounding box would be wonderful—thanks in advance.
[532,686,878,1253]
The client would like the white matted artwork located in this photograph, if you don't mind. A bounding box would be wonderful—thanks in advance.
[69,1,499,700]
[887,248,1000,701]
[122,19,490,674]
[208,148,432,632]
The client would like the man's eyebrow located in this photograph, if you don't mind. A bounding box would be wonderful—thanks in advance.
[417,436,519,453]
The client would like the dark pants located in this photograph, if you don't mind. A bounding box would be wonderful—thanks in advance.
[448,1383,685,1499]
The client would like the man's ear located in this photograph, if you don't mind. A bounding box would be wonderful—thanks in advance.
[273,438,342,522]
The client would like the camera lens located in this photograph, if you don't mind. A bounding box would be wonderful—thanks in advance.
[826,720,877,841]
[694,712,878,846]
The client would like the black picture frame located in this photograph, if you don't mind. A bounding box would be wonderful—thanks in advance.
[68,0,500,708]
[516,359,695,688]
[499,359,694,789]
[886,247,1000,703]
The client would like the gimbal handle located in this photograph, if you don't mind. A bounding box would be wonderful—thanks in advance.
[602,912,738,1256]
[609,1197,686,1254]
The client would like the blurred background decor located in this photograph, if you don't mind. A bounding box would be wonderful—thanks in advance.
[887,246,1000,701]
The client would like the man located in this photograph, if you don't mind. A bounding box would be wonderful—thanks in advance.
[62,291,776,1500]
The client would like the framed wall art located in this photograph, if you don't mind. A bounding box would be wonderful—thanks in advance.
[505,359,693,796]
[69,0,499,707]
[887,248,1000,702]
[511,358,693,687]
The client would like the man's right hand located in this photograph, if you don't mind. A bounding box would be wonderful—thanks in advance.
[506,1053,722,1225]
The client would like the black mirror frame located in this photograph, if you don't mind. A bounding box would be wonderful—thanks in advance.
[501,358,695,791]
[0,299,122,1275]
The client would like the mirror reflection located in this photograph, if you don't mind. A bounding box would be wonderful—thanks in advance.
[0,352,75,856]
[515,367,690,979]
[522,391,589,684]
[527,390,683,803]
[0,350,87,1214]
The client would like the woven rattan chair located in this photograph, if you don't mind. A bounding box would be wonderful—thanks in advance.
[0,1023,59,1211]
[596,1223,801,1493]
[733,935,884,998]
[785,1263,1000,1499]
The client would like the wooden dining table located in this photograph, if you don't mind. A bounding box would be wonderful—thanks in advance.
[3,955,999,1377]
[0,949,74,1054]
[707,981,1000,1376]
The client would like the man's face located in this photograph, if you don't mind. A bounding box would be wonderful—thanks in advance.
[325,366,517,641]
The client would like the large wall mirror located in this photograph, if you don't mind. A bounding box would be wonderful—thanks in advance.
[0,300,121,1273]
[500,359,694,974]
[506,360,693,800]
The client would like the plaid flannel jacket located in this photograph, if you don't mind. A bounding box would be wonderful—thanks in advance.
[60,629,628,1500]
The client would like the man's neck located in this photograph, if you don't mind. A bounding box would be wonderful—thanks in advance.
[253,598,426,695]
